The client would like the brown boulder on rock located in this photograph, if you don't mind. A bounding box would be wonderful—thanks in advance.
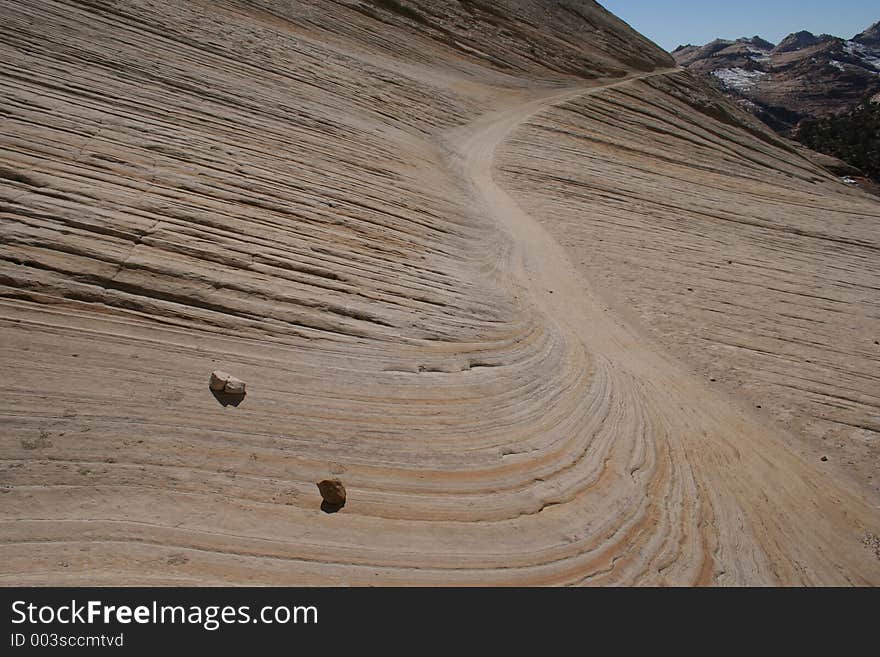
[317,479,346,507]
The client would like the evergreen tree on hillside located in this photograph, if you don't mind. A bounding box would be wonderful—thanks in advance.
[797,99,880,181]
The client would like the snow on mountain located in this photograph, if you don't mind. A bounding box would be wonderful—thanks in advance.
[712,67,767,91]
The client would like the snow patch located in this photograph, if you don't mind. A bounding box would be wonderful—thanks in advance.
[712,67,767,91]
[844,41,880,72]
[746,46,771,63]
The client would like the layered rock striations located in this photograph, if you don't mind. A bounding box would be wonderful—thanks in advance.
[0,1,878,585]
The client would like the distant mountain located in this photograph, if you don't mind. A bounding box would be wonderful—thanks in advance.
[673,37,772,68]
[772,30,829,54]
[673,22,880,135]
[854,20,880,48]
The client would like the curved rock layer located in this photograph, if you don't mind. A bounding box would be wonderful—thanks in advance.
[0,1,878,585]
[498,72,880,502]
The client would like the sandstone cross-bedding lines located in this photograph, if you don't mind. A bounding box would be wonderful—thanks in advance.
[1,0,878,585]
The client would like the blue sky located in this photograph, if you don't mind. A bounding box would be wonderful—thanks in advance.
[599,1,879,51]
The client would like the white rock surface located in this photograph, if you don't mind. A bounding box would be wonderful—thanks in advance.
[223,377,246,395]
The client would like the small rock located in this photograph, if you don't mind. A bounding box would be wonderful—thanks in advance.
[821,456,828,462]
[209,370,246,395]
[317,478,346,506]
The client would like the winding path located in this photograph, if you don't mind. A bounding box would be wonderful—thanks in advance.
[439,70,880,585]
